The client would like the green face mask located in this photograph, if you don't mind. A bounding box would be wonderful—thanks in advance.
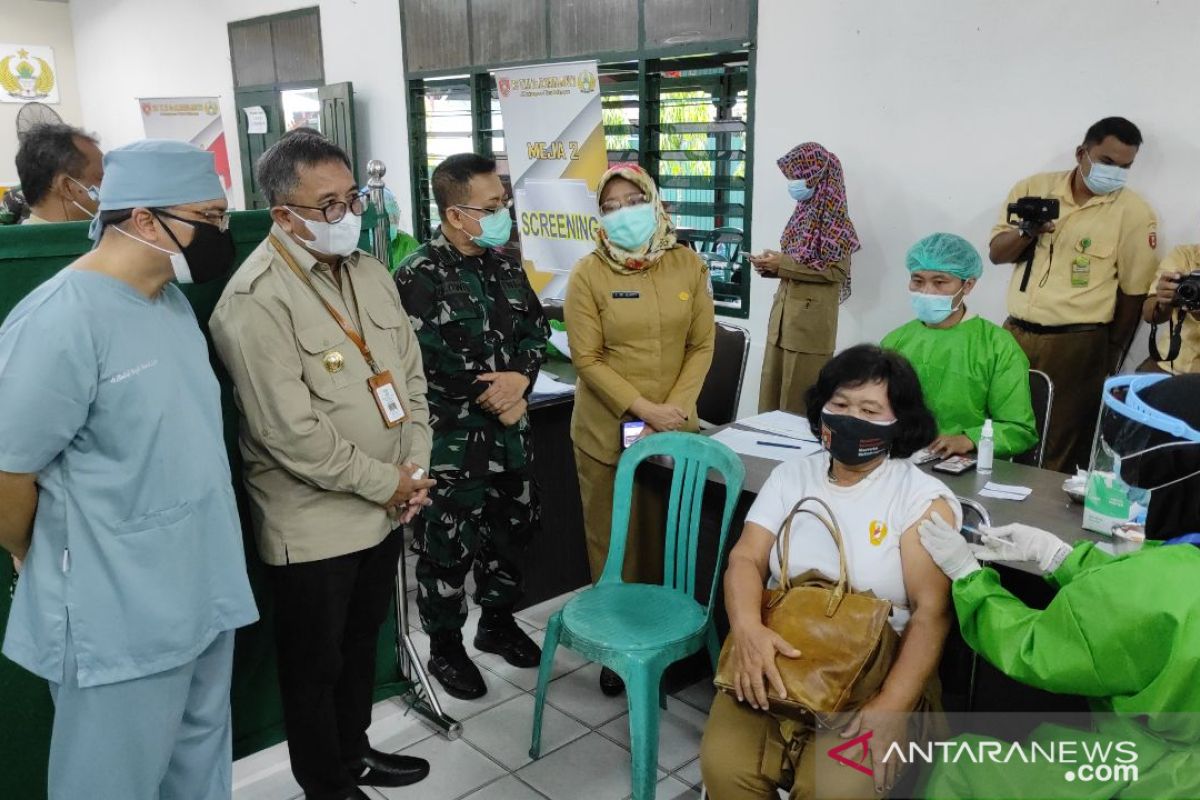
[463,206,513,248]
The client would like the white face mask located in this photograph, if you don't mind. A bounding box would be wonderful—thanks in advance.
[286,208,362,257]
[110,224,194,283]
[67,177,99,219]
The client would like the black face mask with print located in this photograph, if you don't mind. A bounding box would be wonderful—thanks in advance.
[820,410,897,466]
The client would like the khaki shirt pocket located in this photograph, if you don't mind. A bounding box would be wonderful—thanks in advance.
[296,321,354,398]
[1069,233,1117,288]
[777,280,837,353]
[364,298,406,355]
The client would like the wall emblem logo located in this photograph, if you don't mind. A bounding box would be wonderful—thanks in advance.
[0,47,57,102]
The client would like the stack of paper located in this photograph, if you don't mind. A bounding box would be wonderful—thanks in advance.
[548,329,571,359]
[735,410,818,443]
[978,482,1033,501]
[711,427,821,461]
[530,372,575,400]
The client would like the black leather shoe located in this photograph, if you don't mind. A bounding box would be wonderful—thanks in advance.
[474,611,542,668]
[429,632,487,699]
[350,748,431,788]
[599,666,625,696]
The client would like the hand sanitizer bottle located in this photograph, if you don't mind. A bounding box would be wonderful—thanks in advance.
[977,419,995,473]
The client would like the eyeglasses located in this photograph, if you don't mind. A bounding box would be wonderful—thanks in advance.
[455,198,513,217]
[157,208,231,232]
[600,193,650,215]
[288,191,370,224]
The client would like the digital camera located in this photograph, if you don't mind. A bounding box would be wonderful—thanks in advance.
[1174,271,1200,312]
[1006,196,1060,231]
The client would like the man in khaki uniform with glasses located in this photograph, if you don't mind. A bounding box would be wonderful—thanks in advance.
[210,134,434,800]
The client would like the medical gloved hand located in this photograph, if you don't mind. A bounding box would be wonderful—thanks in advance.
[977,523,1073,574]
[918,513,981,581]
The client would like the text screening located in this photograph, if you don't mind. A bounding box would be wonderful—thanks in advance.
[519,211,601,242]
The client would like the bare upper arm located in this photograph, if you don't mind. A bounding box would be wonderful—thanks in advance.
[900,498,954,614]
[728,521,776,583]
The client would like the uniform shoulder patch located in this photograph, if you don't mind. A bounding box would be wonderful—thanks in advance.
[227,245,275,295]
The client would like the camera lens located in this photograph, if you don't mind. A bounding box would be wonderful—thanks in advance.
[1179,282,1200,304]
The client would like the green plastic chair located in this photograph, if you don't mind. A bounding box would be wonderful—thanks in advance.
[528,432,745,800]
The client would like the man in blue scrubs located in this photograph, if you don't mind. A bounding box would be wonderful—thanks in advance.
[0,140,258,800]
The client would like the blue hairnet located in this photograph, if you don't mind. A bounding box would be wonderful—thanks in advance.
[89,139,225,241]
[905,233,982,281]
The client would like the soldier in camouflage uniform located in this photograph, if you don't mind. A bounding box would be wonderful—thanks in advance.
[395,153,550,700]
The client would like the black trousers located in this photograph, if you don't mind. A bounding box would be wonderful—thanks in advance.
[270,529,405,800]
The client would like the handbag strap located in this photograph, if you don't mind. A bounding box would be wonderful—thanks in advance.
[774,496,851,616]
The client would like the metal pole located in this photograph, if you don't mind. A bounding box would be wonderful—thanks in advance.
[395,562,462,740]
[367,158,461,737]
[366,159,391,265]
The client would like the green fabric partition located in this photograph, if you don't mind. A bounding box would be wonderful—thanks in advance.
[0,211,410,800]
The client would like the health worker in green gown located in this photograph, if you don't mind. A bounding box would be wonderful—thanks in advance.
[916,372,1200,799]
[882,233,1038,460]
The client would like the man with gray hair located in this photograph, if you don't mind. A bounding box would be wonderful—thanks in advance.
[14,122,104,224]
[209,134,433,799]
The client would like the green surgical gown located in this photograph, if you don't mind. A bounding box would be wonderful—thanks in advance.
[923,543,1200,798]
[882,316,1037,458]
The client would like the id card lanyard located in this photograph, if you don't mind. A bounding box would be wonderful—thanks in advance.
[270,235,407,428]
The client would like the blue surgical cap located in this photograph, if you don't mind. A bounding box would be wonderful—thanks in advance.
[905,232,983,281]
[89,139,225,241]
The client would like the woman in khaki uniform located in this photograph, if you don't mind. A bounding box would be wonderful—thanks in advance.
[751,142,860,413]
[565,164,715,695]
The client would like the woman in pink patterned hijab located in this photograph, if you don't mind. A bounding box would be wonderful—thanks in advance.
[750,142,860,414]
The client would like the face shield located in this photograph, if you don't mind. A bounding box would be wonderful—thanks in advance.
[1100,375,1200,491]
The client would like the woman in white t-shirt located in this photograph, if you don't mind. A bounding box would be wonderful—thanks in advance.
[700,345,961,799]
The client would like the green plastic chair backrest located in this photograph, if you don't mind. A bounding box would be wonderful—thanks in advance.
[598,432,745,613]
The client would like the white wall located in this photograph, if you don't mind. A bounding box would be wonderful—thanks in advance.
[1,0,85,186]
[744,0,1200,415]
[68,0,411,223]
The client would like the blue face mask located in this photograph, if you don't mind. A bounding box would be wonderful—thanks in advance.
[909,288,963,325]
[464,207,513,248]
[1082,151,1129,195]
[602,203,658,251]
[788,179,814,202]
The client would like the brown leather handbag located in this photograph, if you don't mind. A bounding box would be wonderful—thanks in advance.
[714,496,900,723]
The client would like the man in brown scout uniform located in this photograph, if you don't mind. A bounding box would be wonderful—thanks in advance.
[989,117,1159,473]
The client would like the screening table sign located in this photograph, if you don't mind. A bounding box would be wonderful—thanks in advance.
[495,60,607,299]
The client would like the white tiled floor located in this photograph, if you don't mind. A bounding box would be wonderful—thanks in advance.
[233,577,710,800]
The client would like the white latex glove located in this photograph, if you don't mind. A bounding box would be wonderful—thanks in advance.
[977,523,1073,574]
[917,512,981,581]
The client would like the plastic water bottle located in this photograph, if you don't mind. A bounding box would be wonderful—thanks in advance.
[977,419,995,473]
